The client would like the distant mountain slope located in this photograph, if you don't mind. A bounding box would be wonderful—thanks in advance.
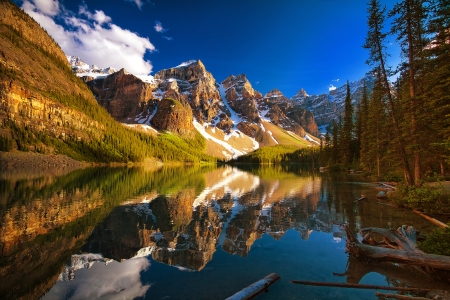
[290,73,376,130]
[0,0,215,163]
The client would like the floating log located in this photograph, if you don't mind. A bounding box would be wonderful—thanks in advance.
[290,280,436,293]
[413,210,448,228]
[225,273,280,300]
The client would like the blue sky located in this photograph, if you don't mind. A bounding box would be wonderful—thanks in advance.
[15,0,400,97]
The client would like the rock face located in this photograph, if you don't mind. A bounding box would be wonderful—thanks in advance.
[0,81,104,146]
[257,89,319,137]
[150,98,194,136]
[154,60,224,126]
[221,74,261,123]
[291,73,376,128]
[85,68,156,121]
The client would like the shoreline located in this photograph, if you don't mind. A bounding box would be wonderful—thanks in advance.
[0,151,91,179]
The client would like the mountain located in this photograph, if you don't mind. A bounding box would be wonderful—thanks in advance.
[76,58,320,160]
[290,73,376,130]
[0,0,215,164]
[66,55,116,78]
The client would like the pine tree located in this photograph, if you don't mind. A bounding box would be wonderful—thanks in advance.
[364,0,414,185]
[331,119,340,165]
[390,0,429,186]
[341,81,354,166]
[356,81,369,165]
[422,0,450,175]
[365,74,389,176]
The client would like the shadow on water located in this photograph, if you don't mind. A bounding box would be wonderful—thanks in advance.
[0,164,448,299]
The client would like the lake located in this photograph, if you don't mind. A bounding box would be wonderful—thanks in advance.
[0,164,448,300]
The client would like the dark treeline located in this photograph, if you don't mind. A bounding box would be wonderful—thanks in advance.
[320,0,449,186]
[232,145,321,165]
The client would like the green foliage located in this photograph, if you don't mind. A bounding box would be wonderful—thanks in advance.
[418,225,450,256]
[341,81,354,165]
[232,145,299,164]
[0,134,13,151]
[232,145,321,165]
[390,183,450,215]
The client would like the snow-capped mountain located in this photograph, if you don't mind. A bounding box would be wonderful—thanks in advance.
[66,55,116,78]
[68,57,320,160]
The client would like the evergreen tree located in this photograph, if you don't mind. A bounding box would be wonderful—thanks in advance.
[365,74,389,176]
[390,0,429,186]
[364,0,414,185]
[355,81,369,165]
[331,119,340,164]
[422,0,450,175]
[341,81,354,165]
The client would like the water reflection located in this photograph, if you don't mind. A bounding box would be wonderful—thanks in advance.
[0,165,445,300]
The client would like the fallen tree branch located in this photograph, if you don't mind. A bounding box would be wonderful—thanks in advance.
[346,242,450,271]
[413,210,448,228]
[344,224,450,283]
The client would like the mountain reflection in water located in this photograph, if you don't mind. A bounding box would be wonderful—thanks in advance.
[0,165,445,300]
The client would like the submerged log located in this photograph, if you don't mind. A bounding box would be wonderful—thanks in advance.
[225,273,280,300]
[344,224,450,282]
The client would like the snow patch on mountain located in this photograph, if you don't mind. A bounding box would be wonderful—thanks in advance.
[176,60,197,68]
[218,83,243,128]
[193,120,247,160]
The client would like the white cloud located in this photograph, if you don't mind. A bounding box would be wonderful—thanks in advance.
[78,5,111,24]
[22,0,155,75]
[44,257,151,300]
[32,0,59,16]
[125,0,148,10]
[154,21,165,33]
[155,21,173,41]
[328,84,336,91]
[332,78,339,82]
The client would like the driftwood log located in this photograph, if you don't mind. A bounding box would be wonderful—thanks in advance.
[225,273,280,300]
[344,224,450,284]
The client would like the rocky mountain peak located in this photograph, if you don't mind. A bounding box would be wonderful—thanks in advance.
[221,74,260,123]
[154,59,209,83]
[263,88,289,103]
[291,88,309,104]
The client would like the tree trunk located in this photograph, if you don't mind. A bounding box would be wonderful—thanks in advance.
[374,28,414,185]
[344,225,450,281]
[405,0,421,187]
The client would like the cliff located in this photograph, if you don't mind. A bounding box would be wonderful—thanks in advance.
[85,68,156,121]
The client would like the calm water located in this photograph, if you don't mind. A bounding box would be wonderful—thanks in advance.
[0,165,447,300]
